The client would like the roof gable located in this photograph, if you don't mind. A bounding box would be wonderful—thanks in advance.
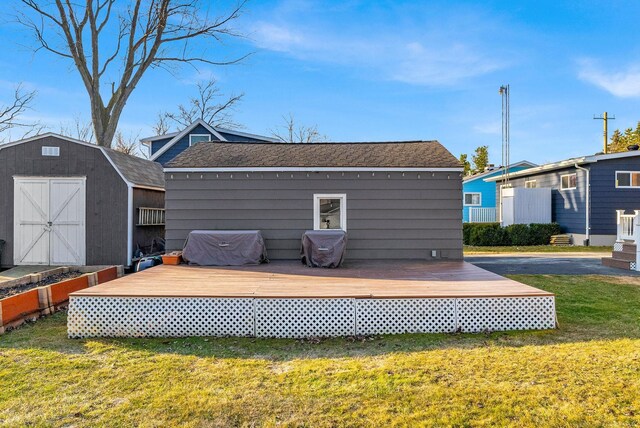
[149,119,227,161]
[463,160,537,183]
[166,141,462,170]
[0,132,164,189]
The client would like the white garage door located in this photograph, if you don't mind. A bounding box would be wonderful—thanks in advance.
[14,177,86,266]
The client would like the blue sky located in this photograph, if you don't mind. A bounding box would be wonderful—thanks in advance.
[2,0,640,165]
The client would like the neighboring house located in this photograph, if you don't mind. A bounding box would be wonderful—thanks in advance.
[462,161,536,222]
[141,119,278,166]
[0,133,165,268]
[164,141,464,260]
[486,148,640,246]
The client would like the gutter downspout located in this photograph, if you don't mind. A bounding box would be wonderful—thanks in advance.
[575,164,590,245]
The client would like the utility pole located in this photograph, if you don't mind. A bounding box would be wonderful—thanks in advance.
[593,112,615,154]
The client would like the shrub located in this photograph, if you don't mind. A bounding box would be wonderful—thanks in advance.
[466,223,508,246]
[528,223,562,245]
[505,224,531,246]
[463,222,561,246]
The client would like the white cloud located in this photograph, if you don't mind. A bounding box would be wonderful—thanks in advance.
[473,121,501,135]
[251,21,505,87]
[253,22,306,53]
[578,59,640,98]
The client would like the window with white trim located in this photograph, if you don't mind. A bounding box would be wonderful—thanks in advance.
[560,173,576,190]
[314,194,346,231]
[463,192,481,206]
[616,171,640,188]
[189,134,211,146]
[524,180,537,188]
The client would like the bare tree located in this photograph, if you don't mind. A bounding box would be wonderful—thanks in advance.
[58,115,95,142]
[114,130,146,157]
[271,113,326,143]
[0,84,42,141]
[152,112,171,135]
[17,0,247,148]
[158,78,243,132]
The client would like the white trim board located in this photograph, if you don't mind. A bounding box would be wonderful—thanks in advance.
[150,119,228,161]
[164,167,464,173]
[313,193,347,231]
[462,160,537,184]
[0,132,162,191]
[485,150,640,182]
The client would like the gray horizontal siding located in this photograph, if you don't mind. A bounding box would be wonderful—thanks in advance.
[165,171,462,260]
[501,167,587,234]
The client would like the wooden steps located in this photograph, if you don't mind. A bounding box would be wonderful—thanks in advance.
[602,242,636,270]
[550,234,572,246]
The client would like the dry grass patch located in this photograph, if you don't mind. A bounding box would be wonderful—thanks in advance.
[1,275,639,426]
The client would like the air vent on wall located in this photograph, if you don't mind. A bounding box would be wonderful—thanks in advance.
[42,146,60,156]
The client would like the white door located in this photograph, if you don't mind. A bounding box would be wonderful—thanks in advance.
[14,178,86,265]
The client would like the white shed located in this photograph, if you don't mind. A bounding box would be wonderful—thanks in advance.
[501,187,552,226]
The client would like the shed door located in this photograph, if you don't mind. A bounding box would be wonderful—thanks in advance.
[14,178,86,266]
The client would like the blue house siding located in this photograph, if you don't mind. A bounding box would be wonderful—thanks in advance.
[150,137,174,156]
[462,165,532,222]
[218,131,269,142]
[156,124,222,165]
[501,166,587,234]
[590,157,640,235]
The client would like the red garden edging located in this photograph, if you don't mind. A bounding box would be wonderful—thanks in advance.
[0,265,122,334]
[48,275,90,306]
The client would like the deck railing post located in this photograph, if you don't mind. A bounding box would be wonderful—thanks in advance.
[616,210,625,242]
[634,210,640,271]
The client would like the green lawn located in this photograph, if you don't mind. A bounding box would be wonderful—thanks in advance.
[464,245,612,254]
[1,275,640,426]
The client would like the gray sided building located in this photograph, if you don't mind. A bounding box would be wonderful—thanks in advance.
[164,141,464,260]
[0,134,165,267]
[487,149,640,246]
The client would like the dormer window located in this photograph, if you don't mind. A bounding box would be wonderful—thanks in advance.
[189,134,211,146]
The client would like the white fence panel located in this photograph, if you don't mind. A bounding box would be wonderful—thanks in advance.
[469,207,497,223]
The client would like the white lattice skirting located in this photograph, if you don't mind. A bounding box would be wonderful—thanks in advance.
[68,296,556,338]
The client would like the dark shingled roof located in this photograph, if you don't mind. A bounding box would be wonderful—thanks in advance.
[166,141,461,169]
[103,148,165,188]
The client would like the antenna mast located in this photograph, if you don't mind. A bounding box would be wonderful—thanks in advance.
[499,84,510,184]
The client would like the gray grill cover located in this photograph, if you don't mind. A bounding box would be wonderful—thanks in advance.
[300,230,347,268]
[182,230,268,266]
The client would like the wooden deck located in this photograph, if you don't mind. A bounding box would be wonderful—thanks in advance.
[72,260,552,299]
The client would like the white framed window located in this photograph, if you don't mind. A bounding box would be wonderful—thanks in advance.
[313,194,346,231]
[524,180,537,188]
[560,173,577,190]
[615,171,640,188]
[463,192,481,206]
[189,134,211,146]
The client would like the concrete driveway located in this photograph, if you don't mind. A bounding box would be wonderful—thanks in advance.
[465,252,640,276]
